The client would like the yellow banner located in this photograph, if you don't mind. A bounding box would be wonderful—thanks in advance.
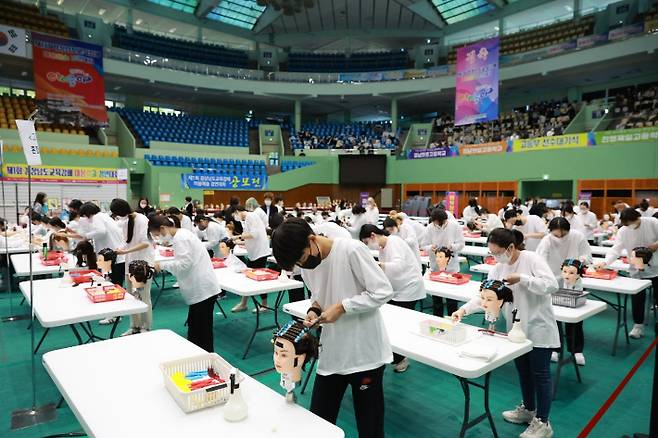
[1,163,122,184]
[511,133,588,152]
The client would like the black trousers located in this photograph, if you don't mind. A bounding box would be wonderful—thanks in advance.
[632,277,658,324]
[187,294,218,352]
[311,365,386,438]
[432,296,458,317]
[248,256,269,300]
[556,322,584,354]
[109,262,125,286]
[389,299,417,364]
[288,273,307,303]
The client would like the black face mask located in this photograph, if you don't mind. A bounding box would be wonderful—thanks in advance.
[514,220,523,226]
[300,240,322,270]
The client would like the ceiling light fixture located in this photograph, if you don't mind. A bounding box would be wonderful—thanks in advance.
[135,18,143,25]
[98,8,106,15]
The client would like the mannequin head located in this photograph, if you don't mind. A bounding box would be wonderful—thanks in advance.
[97,248,116,274]
[479,279,513,322]
[272,320,319,383]
[434,247,453,271]
[73,241,97,270]
[219,237,235,257]
[561,259,585,287]
[630,247,652,271]
[128,260,155,289]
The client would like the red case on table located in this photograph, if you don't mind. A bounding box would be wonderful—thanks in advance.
[41,256,67,266]
[244,268,279,281]
[160,248,174,257]
[429,272,472,284]
[40,251,65,261]
[484,256,496,265]
[419,250,428,257]
[70,269,102,284]
[583,269,618,280]
[211,258,226,269]
[85,284,126,303]
[464,232,482,238]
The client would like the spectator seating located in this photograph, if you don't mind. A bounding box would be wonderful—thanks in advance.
[0,1,69,37]
[281,160,315,172]
[115,108,249,148]
[113,26,248,69]
[145,154,266,173]
[611,83,657,129]
[0,95,86,134]
[448,15,595,64]
[2,143,117,157]
[289,121,398,150]
[287,51,408,73]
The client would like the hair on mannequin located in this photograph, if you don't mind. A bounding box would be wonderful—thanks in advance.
[128,260,156,285]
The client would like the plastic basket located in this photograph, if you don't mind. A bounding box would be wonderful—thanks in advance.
[40,251,65,261]
[160,248,174,258]
[160,353,234,413]
[70,269,102,284]
[552,289,589,308]
[211,258,226,269]
[583,269,618,280]
[84,285,126,303]
[244,268,280,281]
[429,272,472,284]
[418,319,469,346]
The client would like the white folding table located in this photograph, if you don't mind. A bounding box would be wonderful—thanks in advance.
[464,235,488,245]
[215,268,303,359]
[19,277,148,353]
[42,330,344,438]
[284,299,532,438]
[469,263,650,355]
[11,252,76,277]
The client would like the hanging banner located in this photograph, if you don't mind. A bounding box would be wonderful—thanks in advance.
[181,173,267,190]
[458,141,506,156]
[455,37,499,126]
[510,133,589,152]
[32,32,107,126]
[1,164,123,184]
[407,146,455,159]
[445,192,458,218]
[0,25,27,57]
[592,127,658,145]
[608,23,644,41]
[15,120,42,165]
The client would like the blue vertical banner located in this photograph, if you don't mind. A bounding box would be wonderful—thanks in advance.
[455,37,499,126]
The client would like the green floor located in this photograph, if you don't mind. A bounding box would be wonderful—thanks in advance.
[0,272,655,438]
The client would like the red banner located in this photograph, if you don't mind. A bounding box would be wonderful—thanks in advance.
[32,33,107,125]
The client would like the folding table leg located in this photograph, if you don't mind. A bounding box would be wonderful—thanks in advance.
[33,328,50,354]
[456,373,497,438]
[242,296,262,360]
[109,317,120,338]
[273,291,284,329]
[215,299,227,319]
[69,325,83,345]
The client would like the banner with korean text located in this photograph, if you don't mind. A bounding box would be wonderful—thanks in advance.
[182,173,267,190]
[458,141,506,156]
[1,164,123,184]
[455,37,499,126]
[510,133,589,152]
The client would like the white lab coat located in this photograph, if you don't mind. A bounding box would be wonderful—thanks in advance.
[254,207,269,229]
[159,228,220,305]
[379,235,426,302]
[311,222,352,240]
[637,207,657,218]
[397,222,421,264]
[578,211,598,240]
[346,213,369,239]
[513,215,547,251]
[461,250,560,348]
[242,212,270,260]
[180,215,194,232]
[462,206,481,223]
[365,206,379,225]
[79,213,125,263]
[201,221,227,256]
[536,230,592,276]
[605,217,658,279]
[118,213,154,265]
[404,216,427,240]
[421,221,465,273]
[482,214,504,233]
[565,214,587,236]
[301,238,393,375]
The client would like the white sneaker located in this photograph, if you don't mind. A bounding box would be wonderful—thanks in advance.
[172,282,179,288]
[252,307,269,314]
[99,316,121,325]
[550,352,559,363]
[231,303,247,313]
[629,324,644,339]
[520,418,553,438]
[503,403,536,425]
[120,328,139,337]
[574,353,586,366]
[393,358,409,373]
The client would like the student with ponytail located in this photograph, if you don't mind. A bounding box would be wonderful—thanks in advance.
[110,198,155,336]
[149,214,220,352]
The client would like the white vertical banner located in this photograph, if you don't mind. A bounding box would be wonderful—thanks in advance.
[15,120,42,166]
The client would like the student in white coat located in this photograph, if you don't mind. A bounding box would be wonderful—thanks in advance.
[504,209,547,251]
[194,215,226,257]
[365,197,380,225]
[311,220,352,240]
[167,207,194,232]
[453,228,559,438]
[382,217,421,265]
[536,217,592,365]
[272,218,393,438]
[462,198,482,223]
[150,215,220,352]
[562,205,586,236]
[111,199,156,336]
[346,205,370,239]
[637,198,656,218]
[393,212,426,240]
[421,208,465,316]
[596,208,658,338]
[230,206,272,313]
[475,208,505,234]
[361,224,425,373]
[577,202,598,242]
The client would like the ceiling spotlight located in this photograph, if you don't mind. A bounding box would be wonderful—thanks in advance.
[98,8,106,15]
[135,18,143,25]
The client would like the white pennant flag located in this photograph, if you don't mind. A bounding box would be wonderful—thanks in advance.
[15,120,42,166]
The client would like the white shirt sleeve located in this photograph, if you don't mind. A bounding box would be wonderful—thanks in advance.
[450,222,465,253]
[604,226,626,265]
[341,243,393,313]
[160,234,195,276]
[518,254,559,296]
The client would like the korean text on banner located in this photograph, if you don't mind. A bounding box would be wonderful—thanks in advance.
[182,173,267,190]
[31,32,107,125]
[408,146,454,159]
[0,25,27,57]
[593,127,658,145]
[458,141,506,156]
[445,192,459,218]
[511,133,588,152]
[455,37,499,126]
[15,120,42,165]
[2,164,122,184]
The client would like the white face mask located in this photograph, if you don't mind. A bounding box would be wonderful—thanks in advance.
[492,246,512,264]
[158,234,173,246]
[367,239,380,250]
[264,200,272,207]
